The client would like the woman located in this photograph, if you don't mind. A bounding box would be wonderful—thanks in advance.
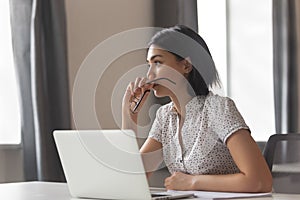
[122,25,272,192]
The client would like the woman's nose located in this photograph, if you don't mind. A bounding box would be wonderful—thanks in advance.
[147,65,156,80]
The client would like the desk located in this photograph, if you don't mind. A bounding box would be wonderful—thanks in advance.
[0,181,299,200]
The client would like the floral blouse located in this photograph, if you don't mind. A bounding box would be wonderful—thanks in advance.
[148,92,250,175]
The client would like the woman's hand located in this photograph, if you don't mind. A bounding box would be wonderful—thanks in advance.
[164,172,195,191]
[122,77,154,130]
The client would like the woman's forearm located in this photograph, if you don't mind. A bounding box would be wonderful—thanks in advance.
[122,111,138,133]
[191,172,272,193]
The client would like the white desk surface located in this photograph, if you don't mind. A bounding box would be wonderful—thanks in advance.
[0,181,299,200]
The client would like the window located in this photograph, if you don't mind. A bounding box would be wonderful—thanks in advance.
[197,0,275,141]
[0,1,21,144]
[197,0,228,95]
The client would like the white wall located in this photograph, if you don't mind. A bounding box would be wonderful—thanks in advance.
[65,0,154,130]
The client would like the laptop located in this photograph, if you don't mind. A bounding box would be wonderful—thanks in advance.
[53,130,195,200]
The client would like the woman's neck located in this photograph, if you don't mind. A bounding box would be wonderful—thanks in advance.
[170,93,194,117]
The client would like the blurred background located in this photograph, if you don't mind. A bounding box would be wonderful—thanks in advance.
[0,0,299,192]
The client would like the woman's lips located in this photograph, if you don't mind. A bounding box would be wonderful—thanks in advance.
[152,83,158,89]
[146,77,176,85]
[144,77,176,91]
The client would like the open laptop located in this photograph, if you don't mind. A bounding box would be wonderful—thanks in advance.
[53,130,194,200]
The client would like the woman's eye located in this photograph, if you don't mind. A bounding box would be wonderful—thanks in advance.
[147,61,162,68]
[154,61,161,66]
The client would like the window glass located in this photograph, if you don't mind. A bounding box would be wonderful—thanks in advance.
[198,0,275,141]
[0,1,21,144]
[197,0,227,95]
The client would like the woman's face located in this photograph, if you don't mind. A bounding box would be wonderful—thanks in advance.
[146,45,190,98]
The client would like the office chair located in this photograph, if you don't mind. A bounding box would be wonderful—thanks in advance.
[263,133,300,194]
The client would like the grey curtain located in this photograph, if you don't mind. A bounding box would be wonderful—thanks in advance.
[9,0,36,181]
[153,0,198,32]
[10,0,70,181]
[273,0,300,134]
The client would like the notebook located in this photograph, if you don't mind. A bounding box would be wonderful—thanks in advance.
[53,130,194,200]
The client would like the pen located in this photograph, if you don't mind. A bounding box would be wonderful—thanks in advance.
[145,77,176,85]
[131,77,176,113]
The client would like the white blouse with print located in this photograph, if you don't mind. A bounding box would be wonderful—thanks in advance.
[148,92,250,175]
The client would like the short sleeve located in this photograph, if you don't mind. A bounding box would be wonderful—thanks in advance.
[148,108,163,143]
[209,97,250,144]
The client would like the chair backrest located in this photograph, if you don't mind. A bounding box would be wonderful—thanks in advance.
[263,133,300,171]
[263,133,300,194]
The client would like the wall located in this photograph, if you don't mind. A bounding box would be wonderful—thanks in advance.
[0,151,4,182]
[0,147,24,183]
[65,0,155,130]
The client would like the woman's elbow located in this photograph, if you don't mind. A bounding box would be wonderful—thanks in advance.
[258,176,273,193]
[258,168,273,193]
[247,175,273,193]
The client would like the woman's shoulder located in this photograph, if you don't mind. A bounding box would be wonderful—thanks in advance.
[156,101,174,116]
[204,91,236,110]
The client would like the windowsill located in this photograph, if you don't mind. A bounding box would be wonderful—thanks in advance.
[0,144,22,150]
[272,162,300,173]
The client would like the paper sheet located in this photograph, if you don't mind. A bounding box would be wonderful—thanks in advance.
[169,190,272,199]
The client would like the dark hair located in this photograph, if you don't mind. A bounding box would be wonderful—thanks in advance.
[148,25,221,96]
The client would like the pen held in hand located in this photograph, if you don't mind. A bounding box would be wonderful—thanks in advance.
[145,77,176,85]
[131,77,176,114]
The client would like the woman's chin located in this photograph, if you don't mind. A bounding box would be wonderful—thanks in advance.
[153,89,165,98]
[153,89,159,97]
[152,85,169,98]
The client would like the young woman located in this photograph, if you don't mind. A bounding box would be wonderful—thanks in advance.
[122,25,272,192]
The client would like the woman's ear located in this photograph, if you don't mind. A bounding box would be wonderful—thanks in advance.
[183,57,193,74]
